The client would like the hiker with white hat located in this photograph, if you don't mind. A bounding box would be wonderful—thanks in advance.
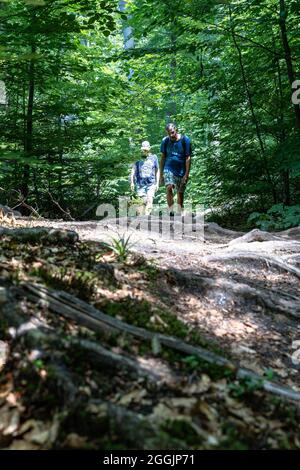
[130,141,160,215]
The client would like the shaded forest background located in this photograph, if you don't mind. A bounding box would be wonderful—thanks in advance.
[2,1,300,452]
[0,0,300,229]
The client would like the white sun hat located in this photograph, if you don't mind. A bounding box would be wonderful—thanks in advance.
[141,140,151,150]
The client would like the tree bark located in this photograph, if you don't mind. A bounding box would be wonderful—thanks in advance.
[279,0,300,130]
[228,8,277,203]
[22,43,36,199]
[274,38,291,205]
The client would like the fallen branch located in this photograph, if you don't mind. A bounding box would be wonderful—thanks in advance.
[47,191,75,221]
[80,202,100,219]
[11,189,41,218]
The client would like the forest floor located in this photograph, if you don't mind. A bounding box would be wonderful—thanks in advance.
[1,214,300,449]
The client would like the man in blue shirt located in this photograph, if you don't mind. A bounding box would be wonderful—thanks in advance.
[131,141,160,215]
[159,123,191,214]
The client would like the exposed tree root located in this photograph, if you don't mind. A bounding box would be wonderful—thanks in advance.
[228,229,285,244]
[99,218,243,240]
[282,253,300,265]
[164,267,300,320]
[205,277,300,319]
[279,226,300,240]
[81,400,167,450]
[203,222,243,238]
[22,283,230,367]
[0,227,79,244]
[21,282,300,402]
[67,338,179,386]
[0,204,21,218]
[204,252,300,280]
[13,322,177,388]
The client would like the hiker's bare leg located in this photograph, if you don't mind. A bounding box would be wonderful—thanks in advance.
[145,186,156,215]
[145,197,154,215]
[177,191,184,213]
[139,195,147,216]
[166,185,174,211]
[137,204,145,216]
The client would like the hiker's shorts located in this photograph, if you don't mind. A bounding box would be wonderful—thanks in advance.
[136,184,156,202]
[163,170,187,193]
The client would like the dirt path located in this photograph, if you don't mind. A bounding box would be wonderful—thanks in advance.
[2,215,300,449]
[11,215,300,392]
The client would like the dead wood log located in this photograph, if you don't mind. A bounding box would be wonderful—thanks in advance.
[21,283,300,402]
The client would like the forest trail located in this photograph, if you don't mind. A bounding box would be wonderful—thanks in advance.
[1,0,300,451]
[10,215,300,392]
[2,215,300,450]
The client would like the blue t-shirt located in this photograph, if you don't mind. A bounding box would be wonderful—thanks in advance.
[134,154,158,188]
[160,135,191,177]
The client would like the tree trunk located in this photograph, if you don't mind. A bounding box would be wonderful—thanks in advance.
[22,44,36,199]
[274,38,291,205]
[119,0,135,79]
[229,8,277,203]
[279,0,300,129]
[167,31,177,120]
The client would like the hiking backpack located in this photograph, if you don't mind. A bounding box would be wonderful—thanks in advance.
[163,134,192,157]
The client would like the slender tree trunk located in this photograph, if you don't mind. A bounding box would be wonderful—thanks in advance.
[57,114,66,205]
[32,168,40,203]
[168,31,177,120]
[119,0,135,78]
[229,9,277,203]
[279,0,300,129]
[281,168,290,205]
[275,49,291,205]
[22,43,36,199]
[22,67,26,148]
[58,151,63,202]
